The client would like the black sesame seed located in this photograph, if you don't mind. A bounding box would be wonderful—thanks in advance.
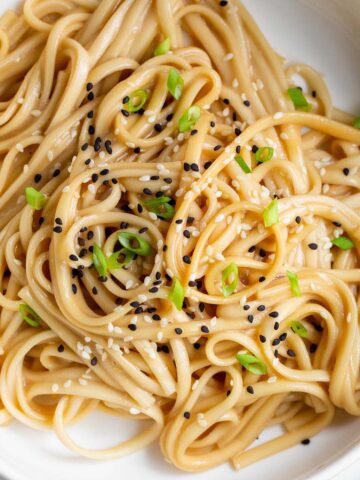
[223,98,230,105]
[69,254,78,261]
[279,333,287,341]
[81,143,89,151]
[34,173,42,183]
[91,173,98,183]
[343,168,349,176]
[243,304,250,311]
[312,90,317,98]
[149,287,158,293]
[199,303,205,312]
[183,230,190,239]
[183,255,191,264]
[247,386,254,394]
[248,245,256,253]
[193,342,201,349]
[175,327,183,335]
[139,227,148,234]
[123,96,129,104]
[92,286,98,295]
[71,284,77,294]
[184,163,190,172]
[162,345,170,353]
[272,339,280,346]
[55,217,62,225]
[219,0,228,6]
[187,216,195,225]
[259,249,267,257]
[251,145,259,154]
[201,325,209,333]
[52,169,60,177]
[234,127,241,136]
[257,305,265,312]
[143,188,152,195]
[190,163,199,172]
[134,307,143,314]
[259,276,266,282]
[243,100,251,107]
[190,129,198,136]
[259,335,266,343]
[310,343,318,353]
[247,314,254,323]
[130,301,140,308]
[87,92,94,101]
[121,109,129,117]
[269,311,279,318]
[100,168,109,176]
[214,144,221,151]
[137,204,143,213]
[210,121,215,128]
[295,216,301,224]
[204,161,212,169]
[88,125,95,135]
[115,297,122,305]
[57,344,65,353]
[301,439,310,445]
[287,349,296,357]
[150,175,160,181]
[86,82,93,91]
[274,322,279,330]
[154,123,162,132]
[104,141,112,155]
[98,276,108,282]
[175,219,183,224]
[236,145,241,154]
[87,111,94,119]
[53,226,62,233]
[332,221,341,227]
[166,113,174,122]
[308,243,318,250]
[152,314,161,321]
[91,357,97,366]
[314,323,323,332]
[128,324,137,331]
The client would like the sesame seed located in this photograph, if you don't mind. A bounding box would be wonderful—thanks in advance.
[259,276,266,282]
[308,243,318,250]
[58,344,65,353]
[53,226,62,233]
[183,411,191,419]
[201,325,209,333]
[246,386,254,394]
[301,439,310,445]
[71,284,77,294]
[279,333,287,341]
[272,339,280,346]
[175,327,183,335]
[257,304,265,312]
[259,335,266,343]
[287,349,296,357]
[183,255,191,264]
[343,168,349,176]
[310,344,317,353]
[274,322,279,330]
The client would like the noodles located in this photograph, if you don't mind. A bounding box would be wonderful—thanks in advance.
[0,0,359,472]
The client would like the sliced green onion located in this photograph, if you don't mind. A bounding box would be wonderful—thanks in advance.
[221,262,238,297]
[118,231,153,256]
[107,248,135,270]
[92,243,108,277]
[255,147,274,163]
[353,117,360,129]
[126,89,148,113]
[143,196,175,219]
[236,353,267,375]
[25,187,46,210]
[153,37,170,56]
[263,199,279,227]
[168,277,185,310]
[178,105,201,133]
[331,236,354,251]
[167,68,184,101]
[287,87,311,111]
[235,156,252,173]
[287,270,301,297]
[290,320,308,338]
[19,303,41,328]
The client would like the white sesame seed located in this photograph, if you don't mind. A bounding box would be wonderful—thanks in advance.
[64,380,72,388]
[107,323,114,333]
[31,110,41,117]
[78,378,88,386]
[81,350,91,360]
[138,294,148,302]
[51,383,59,393]
[215,214,225,223]
[192,380,199,390]
[267,376,277,383]
[224,53,234,61]
[62,185,70,192]
[272,358,279,367]
[273,112,284,120]
[130,407,140,415]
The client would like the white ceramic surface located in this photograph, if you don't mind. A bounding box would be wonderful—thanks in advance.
[0,1,360,479]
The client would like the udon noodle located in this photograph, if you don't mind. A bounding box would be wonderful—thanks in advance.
[0,0,359,472]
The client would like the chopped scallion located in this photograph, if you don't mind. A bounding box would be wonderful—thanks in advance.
[168,277,184,310]
[92,244,108,277]
[263,199,279,227]
[255,146,274,163]
[178,105,201,133]
[153,37,170,56]
[287,88,311,111]
[19,303,41,328]
[287,270,301,297]
[143,196,175,219]
[331,236,354,251]
[107,248,135,270]
[290,320,308,338]
[221,262,238,297]
[235,156,252,173]
[118,231,153,256]
[353,117,360,129]
[25,187,46,210]
[127,89,148,113]
[167,68,184,101]
[236,353,267,375]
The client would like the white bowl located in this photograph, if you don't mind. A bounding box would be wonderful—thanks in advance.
[0,1,359,479]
